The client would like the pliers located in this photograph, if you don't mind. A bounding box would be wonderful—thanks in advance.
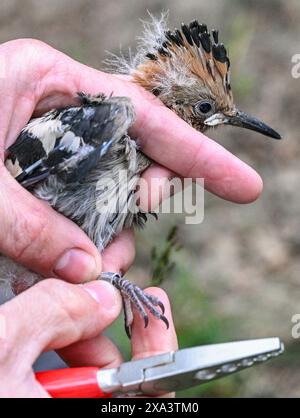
[35,337,284,398]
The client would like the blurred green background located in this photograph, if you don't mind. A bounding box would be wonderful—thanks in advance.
[1,0,300,397]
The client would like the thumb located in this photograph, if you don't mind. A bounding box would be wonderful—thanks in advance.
[0,165,102,283]
[0,279,121,396]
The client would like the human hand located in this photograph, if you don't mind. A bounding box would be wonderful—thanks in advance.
[0,278,177,398]
[0,39,262,285]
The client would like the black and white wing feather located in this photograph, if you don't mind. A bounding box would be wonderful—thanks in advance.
[5,93,135,188]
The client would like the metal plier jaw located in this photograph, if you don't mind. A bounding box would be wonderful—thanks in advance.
[98,338,284,396]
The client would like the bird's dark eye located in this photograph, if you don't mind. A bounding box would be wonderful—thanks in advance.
[194,100,214,116]
[198,102,212,113]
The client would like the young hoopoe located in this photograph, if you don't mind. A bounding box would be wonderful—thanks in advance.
[2,14,281,337]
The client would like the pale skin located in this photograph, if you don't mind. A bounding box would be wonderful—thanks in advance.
[0,39,263,397]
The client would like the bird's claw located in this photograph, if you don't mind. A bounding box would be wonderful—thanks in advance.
[100,272,169,338]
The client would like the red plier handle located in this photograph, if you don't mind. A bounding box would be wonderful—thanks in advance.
[36,367,112,398]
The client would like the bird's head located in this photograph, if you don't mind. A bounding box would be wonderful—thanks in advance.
[127,16,281,140]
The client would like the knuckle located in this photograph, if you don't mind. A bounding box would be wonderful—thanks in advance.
[6,38,49,53]
[1,38,50,60]
[0,38,59,93]
[35,279,74,312]
[9,204,49,263]
[35,278,63,295]
[31,279,63,315]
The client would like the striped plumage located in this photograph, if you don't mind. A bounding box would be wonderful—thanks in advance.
[5,93,149,250]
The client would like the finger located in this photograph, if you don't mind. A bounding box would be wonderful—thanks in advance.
[0,39,74,149]
[73,66,263,204]
[58,334,123,370]
[131,288,178,359]
[101,229,135,274]
[0,278,122,370]
[130,288,177,398]
[61,288,177,398]
[138,165,176,212]
[0,165,102,283]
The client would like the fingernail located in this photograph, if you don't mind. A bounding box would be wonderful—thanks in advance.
[81,281,120,310]
[54,249,98,283]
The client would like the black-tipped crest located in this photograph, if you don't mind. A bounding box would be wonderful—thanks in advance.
[146,52,157,61]
[133,16,281,141]
[212,29,219,44]
[200,32,212,53]
[199,23,208,34]
[175,29,184,41]
[141,20,232,102]
[165,30,173,42]
[189,20,200,32]
[181,23,193,45]
[175,29,184,46]
[191,27,200,47]
[166,30,180,47]
[158,47,171,57]
[162,20,229,69]
[212,43,227,63]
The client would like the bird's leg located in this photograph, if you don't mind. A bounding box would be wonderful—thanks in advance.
[100,272,169,338]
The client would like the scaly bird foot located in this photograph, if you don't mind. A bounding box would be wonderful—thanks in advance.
[100,272,169,338]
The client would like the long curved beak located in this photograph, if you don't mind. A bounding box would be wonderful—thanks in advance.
[204,110,282,140]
